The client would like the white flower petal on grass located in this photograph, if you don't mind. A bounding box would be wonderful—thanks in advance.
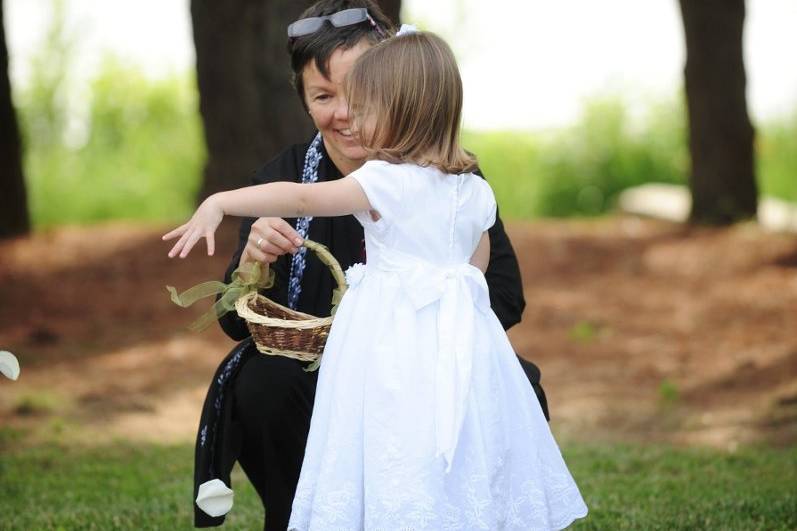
[196,479,234,517]
[0,351,20,381]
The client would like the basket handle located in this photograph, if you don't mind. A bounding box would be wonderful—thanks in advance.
[302,239,348,297]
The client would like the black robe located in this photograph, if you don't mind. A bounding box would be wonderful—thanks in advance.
[194,137,549,530]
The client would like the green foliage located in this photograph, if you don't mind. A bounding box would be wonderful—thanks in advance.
[465,98,797,220]
[22,0,74,150]
[462,130,541,219]
[464,96,689,219]
[533,97,688,218]
[16,3,205,228]
[19,61,204,228]
[0,442,794,529]
[14,4,795,226]
[758,111,797,203]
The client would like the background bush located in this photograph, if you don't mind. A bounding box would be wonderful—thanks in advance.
[14,15,796,226]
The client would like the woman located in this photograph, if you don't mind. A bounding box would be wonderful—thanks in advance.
[193,1,548,529]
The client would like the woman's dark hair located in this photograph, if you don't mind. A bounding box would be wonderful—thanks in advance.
[288,0,396,109]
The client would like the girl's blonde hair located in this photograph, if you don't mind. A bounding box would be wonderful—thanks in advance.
[345,31,478,174]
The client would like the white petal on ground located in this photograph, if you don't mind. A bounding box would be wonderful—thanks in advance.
[0,351,20,381]
[196,479,234,517]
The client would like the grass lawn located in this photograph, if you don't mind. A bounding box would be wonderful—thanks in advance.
[0,439,794,530]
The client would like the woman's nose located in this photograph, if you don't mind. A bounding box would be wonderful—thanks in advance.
[333,97,349,122]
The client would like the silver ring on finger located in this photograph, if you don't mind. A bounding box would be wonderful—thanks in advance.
[256,237,264,249]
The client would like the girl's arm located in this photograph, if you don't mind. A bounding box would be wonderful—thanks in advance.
[470,231,490,273]
[163,177,370,258]
[219,178,370,219]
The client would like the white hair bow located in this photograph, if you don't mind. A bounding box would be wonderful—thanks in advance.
[396,24,418,37]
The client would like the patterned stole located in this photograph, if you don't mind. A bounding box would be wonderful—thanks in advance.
[287,133,324,309]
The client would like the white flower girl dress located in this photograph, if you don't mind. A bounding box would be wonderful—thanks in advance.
[288,160,588,530]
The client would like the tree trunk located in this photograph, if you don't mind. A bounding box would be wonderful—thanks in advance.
[679,0,757,225]
[0,0,30,238]
[377,0,401,25]
[191,0,313,200]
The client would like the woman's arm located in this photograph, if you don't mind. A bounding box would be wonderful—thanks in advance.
[163,178,370,259]
[465,160,525,329]
[484,208,526,330]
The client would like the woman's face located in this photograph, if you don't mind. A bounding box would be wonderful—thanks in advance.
[302,39,372,175]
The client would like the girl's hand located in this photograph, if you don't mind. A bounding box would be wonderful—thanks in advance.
[239,218,304,268]
[162,196,225,258]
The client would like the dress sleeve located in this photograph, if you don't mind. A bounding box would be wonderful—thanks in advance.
[477,176,497,232]
[349,161,405,222]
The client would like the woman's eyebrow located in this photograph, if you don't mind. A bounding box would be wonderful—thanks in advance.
[306,83,333,94]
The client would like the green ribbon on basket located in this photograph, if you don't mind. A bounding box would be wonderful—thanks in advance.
[166,261,275,332]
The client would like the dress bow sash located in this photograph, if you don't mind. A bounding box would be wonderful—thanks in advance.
[373,250,491,472]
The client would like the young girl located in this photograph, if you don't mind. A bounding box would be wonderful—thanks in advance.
[165,29,587,530]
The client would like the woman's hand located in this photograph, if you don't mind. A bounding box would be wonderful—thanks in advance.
[162,195,225,258]
[239,218,304,268]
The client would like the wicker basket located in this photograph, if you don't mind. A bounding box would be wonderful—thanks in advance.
[234,239,347,364]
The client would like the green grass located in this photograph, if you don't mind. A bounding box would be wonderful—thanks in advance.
[567,443,797,530]
[0,443,262,530]
[0,440,794,530]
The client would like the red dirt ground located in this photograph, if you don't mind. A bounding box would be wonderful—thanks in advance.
[1,217,796,449]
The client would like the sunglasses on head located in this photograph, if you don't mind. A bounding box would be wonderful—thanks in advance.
[287,8,386,38]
